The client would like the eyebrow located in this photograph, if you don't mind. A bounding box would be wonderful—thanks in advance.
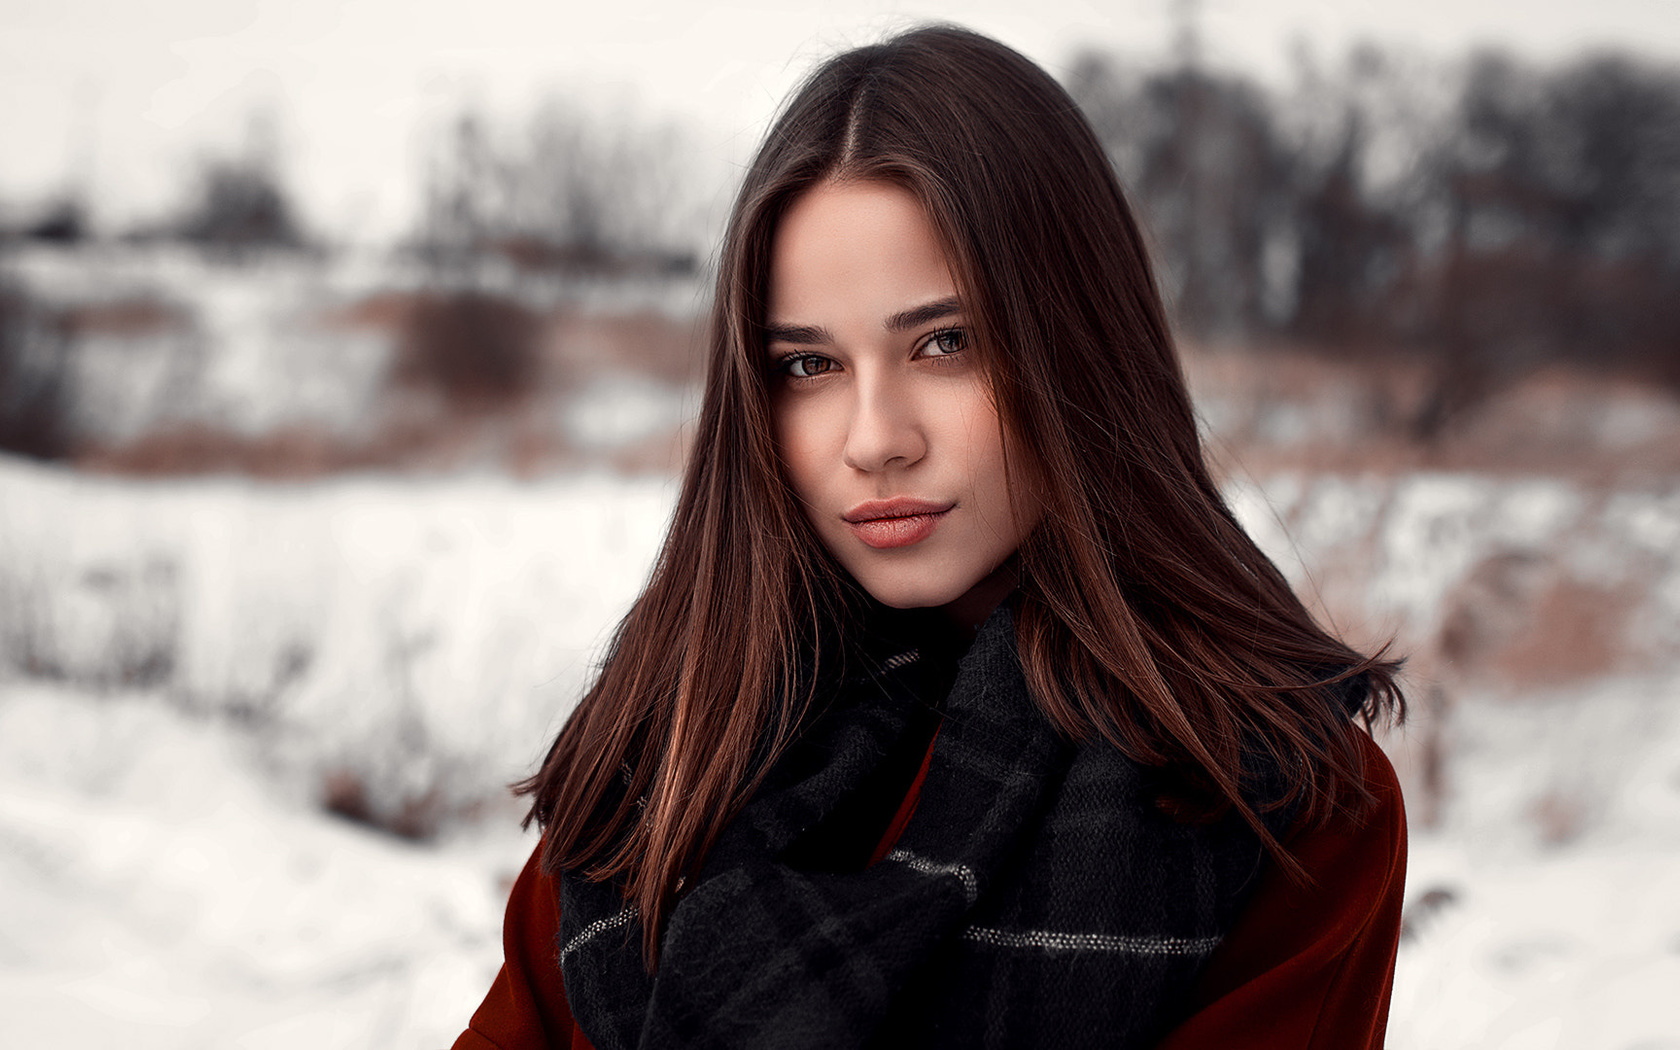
[763,296,964,346]
[886,296,964,333]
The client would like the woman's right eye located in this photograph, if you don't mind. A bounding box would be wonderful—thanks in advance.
[777,354,836,379]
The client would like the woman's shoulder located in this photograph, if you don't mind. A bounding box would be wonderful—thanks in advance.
[1301,723,1405,851]
[1156,726,1407,1049]
[1279,723,1405,896]
[1347,725,1404,817]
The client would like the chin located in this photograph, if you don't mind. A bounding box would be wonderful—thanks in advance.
[854,572,974,611]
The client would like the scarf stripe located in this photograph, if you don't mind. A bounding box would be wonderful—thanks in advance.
[558,904,639,964]
[961,925,1223,956]
[879,649,921,671]
[882,847,979,904]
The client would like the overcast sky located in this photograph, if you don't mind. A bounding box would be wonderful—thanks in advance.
[3,0,1677,243]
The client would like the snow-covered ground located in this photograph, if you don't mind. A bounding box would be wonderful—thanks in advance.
[2,456,1678,1047]
[1391,672,1680,1050]
[0,681,535,1049]
[2,244,708,462]
[0,457,678,832]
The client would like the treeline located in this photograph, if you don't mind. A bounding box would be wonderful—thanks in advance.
[5,43,1677,452]
[1069,46,1680,425]
[4,108,308,255]
[413,97,710,276]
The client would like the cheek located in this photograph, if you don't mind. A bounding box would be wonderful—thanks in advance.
[952,393,1009,491]
[772,402,828,508]
[956,395,1039,536]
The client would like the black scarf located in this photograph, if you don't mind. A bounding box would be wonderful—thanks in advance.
[557,603,1293,1049]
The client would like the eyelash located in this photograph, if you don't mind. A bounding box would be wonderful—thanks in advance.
[772,327,969,380]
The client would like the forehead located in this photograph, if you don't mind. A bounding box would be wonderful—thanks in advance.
[767,180,959,327]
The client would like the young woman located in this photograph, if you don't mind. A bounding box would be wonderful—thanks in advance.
[455,24,1406,1050]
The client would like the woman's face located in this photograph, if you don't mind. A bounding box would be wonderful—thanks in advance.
[766,179,1041,622]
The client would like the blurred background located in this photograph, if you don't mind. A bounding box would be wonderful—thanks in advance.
[2,1,1677,1046]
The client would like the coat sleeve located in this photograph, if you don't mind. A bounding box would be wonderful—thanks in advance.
[1154,728,1408,1050]
[452,839,597,1050]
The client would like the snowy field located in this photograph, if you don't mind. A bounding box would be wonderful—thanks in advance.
[2,456,1678,1047]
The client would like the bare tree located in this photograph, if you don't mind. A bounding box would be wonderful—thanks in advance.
[417,95,707,274]
[173,106,305,252]
[1069,52,1295,339]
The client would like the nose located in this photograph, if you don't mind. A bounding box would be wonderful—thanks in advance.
[841,369,927,473]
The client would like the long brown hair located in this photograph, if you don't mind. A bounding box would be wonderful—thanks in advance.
[520,23,1404,966]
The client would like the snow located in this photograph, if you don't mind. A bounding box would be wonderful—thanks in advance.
[12,246,403,444]
[562,373,694,451]
[0,682,533,1049]
[1393,842,1680,1050]
[4,244,710,448]
[0,456,684,1046]
[0,457,678,830]
[1389,671,1680,1049]
[3,456,1679,1046]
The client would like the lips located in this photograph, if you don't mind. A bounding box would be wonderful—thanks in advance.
[842,498,955,550]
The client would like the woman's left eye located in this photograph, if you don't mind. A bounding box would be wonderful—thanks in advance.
[920,328,968,358]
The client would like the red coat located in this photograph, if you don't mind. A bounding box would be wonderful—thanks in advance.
[455,729,1405,1050]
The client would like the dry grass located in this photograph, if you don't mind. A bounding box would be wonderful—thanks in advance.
[1488,576,1639,687]
[1192,345,1680,483]
[60,297,191,337]
[73,291,706,479]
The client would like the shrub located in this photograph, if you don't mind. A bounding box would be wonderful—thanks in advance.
[0,282,71,460]
[392,290,541,412]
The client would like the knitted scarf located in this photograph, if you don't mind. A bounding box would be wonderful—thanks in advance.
[557,603,1294,1049]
